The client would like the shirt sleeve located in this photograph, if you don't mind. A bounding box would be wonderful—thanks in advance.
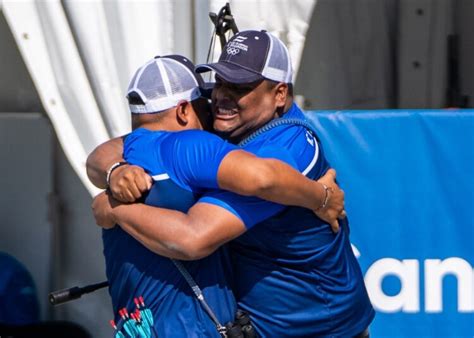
[198,144,302,228]
[158,130,239,190]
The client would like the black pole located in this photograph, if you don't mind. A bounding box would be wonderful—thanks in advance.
[48,281,109,306]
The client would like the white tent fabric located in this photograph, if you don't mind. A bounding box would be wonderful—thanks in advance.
[2,0,316,196]
[2,0,109,195]
[61,0,178,136]
[61,1,130,138]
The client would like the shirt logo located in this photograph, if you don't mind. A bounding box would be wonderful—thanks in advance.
[305,131,315,146]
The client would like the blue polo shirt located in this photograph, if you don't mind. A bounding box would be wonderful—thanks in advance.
[102,129,238,338]
[200,104,375,337]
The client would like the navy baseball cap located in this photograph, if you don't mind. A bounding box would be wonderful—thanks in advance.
[196,30,293,84]
[127,55,213,114]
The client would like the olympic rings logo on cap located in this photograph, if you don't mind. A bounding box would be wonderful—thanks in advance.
[226,47,240,55]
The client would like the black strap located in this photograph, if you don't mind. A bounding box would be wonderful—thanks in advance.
[171,259,228,337]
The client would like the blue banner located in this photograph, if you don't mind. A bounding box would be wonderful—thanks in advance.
[305,110,474,337]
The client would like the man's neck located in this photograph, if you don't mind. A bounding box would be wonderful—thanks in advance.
[283,97,293,113]
[132,119,185,132]
[131,108,186,132]
[134,122,166,132]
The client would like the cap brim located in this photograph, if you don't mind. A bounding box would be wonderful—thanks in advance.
[196,62,264,84]
[199,82,214,99]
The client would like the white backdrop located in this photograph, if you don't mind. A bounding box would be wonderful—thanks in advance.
[2,0,316,196]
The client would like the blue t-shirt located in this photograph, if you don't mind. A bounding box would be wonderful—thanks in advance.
[102,129,238,338]
[200,104,375,337]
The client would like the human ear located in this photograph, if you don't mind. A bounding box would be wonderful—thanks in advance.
[274,83,288,108]
[176,100,189,126]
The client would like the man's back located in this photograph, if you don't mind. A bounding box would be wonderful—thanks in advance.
[103,128,237,337]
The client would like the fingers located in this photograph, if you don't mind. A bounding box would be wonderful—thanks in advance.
[124,173,152,201]
[109,165,152,203]
[146,175,153,190]
[319,168,336,183]
[91,191,103,212]
[330,188,345,209]
[91,191,116,229]
[317,169,338,189]
[339,209,347,219]
[124,184,142,203]
[326,168,336,180]
[135,173,153,193]
[330,219,340,233]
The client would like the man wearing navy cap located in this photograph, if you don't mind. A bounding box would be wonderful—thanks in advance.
[91,31,374,337]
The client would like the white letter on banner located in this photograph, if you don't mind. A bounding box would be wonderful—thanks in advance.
[425,258,474,313]
[365,258,419,313]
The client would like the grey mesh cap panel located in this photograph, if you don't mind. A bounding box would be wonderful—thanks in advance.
[127,59,156,104]
[136,61,167,102]
[262,33,293,84]
[127,56,202,114]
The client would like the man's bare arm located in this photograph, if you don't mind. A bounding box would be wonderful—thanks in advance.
[217,150,344,230]
[86,137,125,188]
[93,193,245,261]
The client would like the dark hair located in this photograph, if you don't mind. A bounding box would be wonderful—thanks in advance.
[127,91,145,105]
